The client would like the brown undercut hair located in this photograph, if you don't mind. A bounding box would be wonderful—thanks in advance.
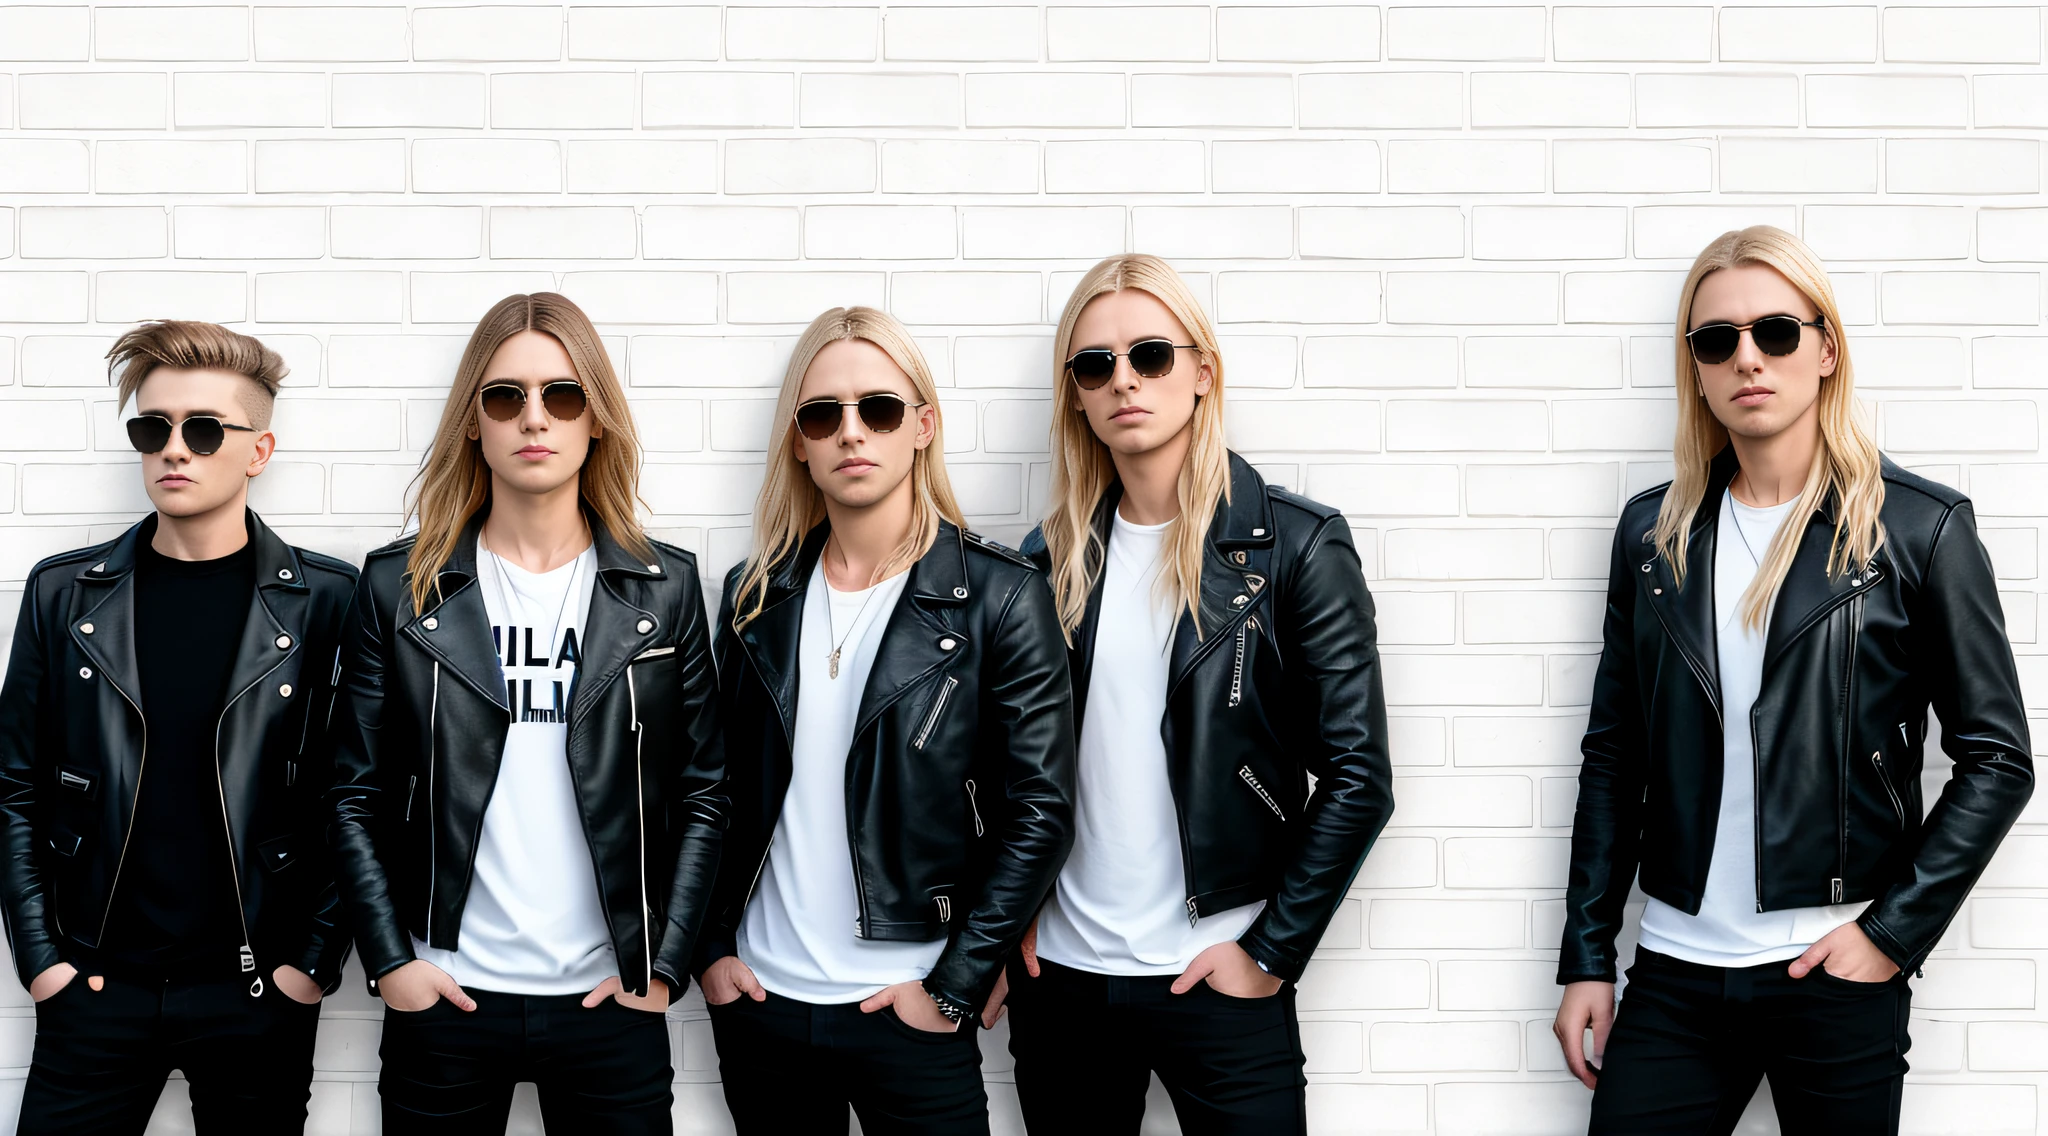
[107,320,289,429]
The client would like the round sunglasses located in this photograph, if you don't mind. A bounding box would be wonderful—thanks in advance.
[479,380,589,423]
[793,393,924,441]
[1685,316,1824,367]
[1065,338,1198,391]
[126,414,256,456]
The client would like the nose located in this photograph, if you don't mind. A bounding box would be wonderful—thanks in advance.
[1728,326,1766,374]
[159,420,193,463]
[1111,354,1143,393]
[836,403,867,444]
[519,385,550,433]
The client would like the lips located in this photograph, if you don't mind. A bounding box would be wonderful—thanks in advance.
[1733,386,1773,407]
[515,445,554,459]
[1109,406,1149,422]
[835,458,878,474]
[156,474,193,487]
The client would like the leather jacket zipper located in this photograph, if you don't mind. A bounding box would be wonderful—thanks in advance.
[95,676,149,945]
[1833,594,1864,905]
[1872,750,1906,829]
[914,676,958,750]
[425,662,438,942]
[1239,766,1286,822]
[964,779,984,837]
[1228,618,1253,708]
[628,664,652,991]
[213,637,298,998]
[404,775,417,822]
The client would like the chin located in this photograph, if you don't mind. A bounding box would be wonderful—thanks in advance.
[147,490,233,518]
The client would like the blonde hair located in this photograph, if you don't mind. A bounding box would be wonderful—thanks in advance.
[1654,226,1884,632]
[107,320,287,429]
[405,292,651,616]
[1043,254,1230,641]
[729,306,964,631]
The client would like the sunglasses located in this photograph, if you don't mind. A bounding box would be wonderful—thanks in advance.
[1065,338,1198,391]
[126,414,257,456]
[1685,316,1824,367]
[479,381,589,423]
[793,393,925,441]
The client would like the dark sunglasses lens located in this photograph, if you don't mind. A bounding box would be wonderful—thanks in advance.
[795,401,843,441]
[857,395,908,434]
[541,382,588,421]
[1067,350,1116,389]
[125,416,173,454]
[1127,340,1177,377]
[1751,317,1805,356]
[180,417,227,455]
[1689,325,1739,366]
[479,385,525,422]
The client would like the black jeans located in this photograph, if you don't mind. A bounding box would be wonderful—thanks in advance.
[706,989,988,1135]
[377,986,673,1135]
[1006,958,1307,1136]
[1591,946,1912,1135]
[18,970,320,1135]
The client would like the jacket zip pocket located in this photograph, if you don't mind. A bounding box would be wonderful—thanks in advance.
[425,662,439,941]
[1238,765,1286,822]
[1228,618,1254,708]
[1835,595,1863,903]
[964,779,984,838]
[404,774,418,822]
[1872,751,1907,829]
[913,676,959,750]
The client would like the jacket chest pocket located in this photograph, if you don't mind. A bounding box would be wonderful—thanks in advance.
[912,675,961,751]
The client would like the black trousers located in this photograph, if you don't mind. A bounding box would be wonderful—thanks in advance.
[1590,947,1912,1135]
[706,989,988,1135]
[1006,958,1307,1136]
[377,987,673,1135]
[17,970,320,1135]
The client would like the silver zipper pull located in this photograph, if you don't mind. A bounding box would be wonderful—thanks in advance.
[239,944,256,973]
[1185,896,1199,926]
[1830,878,1845,903]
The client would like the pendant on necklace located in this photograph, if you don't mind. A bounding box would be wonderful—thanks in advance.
[828,648,841,679]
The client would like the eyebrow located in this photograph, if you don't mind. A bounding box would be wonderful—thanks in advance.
[137,407,236,419]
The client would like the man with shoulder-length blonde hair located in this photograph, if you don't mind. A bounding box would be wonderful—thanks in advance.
[0,321,358,1132]
[694,306,1074,1134]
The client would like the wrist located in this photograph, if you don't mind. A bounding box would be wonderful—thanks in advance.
[923,983,974,1026]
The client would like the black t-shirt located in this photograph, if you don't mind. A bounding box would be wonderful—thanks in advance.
[99,537,256,975]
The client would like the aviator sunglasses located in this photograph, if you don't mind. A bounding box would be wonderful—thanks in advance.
[1065,338,1198,391]
[479,380,589,423]
[1685,315,1824,367]
[126,414,255,456]
[794,393,925,441]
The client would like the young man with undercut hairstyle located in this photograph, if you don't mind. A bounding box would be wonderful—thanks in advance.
[0,321,357,1133]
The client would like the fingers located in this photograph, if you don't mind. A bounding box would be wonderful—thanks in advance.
[982,971,1010,1029]
[436,970,477,1012]
[582,977,622,1009]
[1169,959,1213,996]
[1021,919,1040,978]
[1555,1016,1596,1090]
[735,962,766,1001]
[87,975,103,992]
[1787,942,1827,979]
[858,986,896,1015]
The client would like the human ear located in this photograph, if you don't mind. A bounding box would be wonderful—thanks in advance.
[246,431,276,479]
[1817,324,1838,379]
[1193,356,1214,398]
[912,402,937,451]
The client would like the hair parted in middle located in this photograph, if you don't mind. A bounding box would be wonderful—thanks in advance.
[729,305,964,632]
[1656,224,1885,633]
[403,291,651,617]
[1042,253,1230,642]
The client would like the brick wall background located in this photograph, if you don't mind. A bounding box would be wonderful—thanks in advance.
[0,1,2044,1132]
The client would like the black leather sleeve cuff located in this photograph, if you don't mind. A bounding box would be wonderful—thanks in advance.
[1236,929,1306,984]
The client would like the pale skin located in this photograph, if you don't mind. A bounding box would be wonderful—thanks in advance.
[981,288,1278,1031]
[376,330,667,1017]
[30,366,323,1006]
[1551,261,1900,1090]
[698,337,961,1033]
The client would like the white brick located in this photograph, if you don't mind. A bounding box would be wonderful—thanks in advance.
[1369,899,1524,948]
[956,207,1118,261]
[0,6,90,60]
[20,207,165,260]
[1218,6,1378,62]
[1445,836,1571,887]
[1972,465,2048,517]
[1466,339,1623,391]
[255,139,405,194]
[1721,6,1876,63]
[567,6,718,61]
[1385,529,1543,580]
[22,463,151,515]
[1047,6,1207,62]
[257,271,401,323]
[331,206,480,260]
[1217,271,1381,325]
[1132,206,1291,260]
[1555,139,1713,194]
[727,6,876,61]
[1387,399,1547,451]
[1455,713,1590,766]
[1215,140,1379,195]
[1296,960,1431,1010]
[18,72,164,129]
[0,140,89,193]
[0,401,87,451]
[633,399,704,452]
[1976,75,2048,128]
[97,270,243,323]
[726,271,885,324]
[802,72,959,128]
[254,6,409,61]
[1636,72,1798,128]
[1721,137,1879,194]
[1388,141,1545,195]
[725,139,875,195]
[1437,1080,1589,1133]
[1886,401,2039,453]
[1807,75,1968,128]
[559,271,717,324]
[1976,338,2048,390]
[1472,207,1625,262]
[1216,335,1295,390]
[413,138,561,194]
[565,140,716,194]
[1553,398,1676,451]
[884,6,1038,62]
[1303,207,1460,260]
[1471,73,1629,128]
[1374,589,1457,641]
[333,72,485,128]
[329,335,468,388]
[1132,74,1294,128]
[1982,209,2048,263]
[1300,72,1462,129]
[413,5,561,61]
[1886,7,2041,64]
[1554,6,1710,62]
[883,141,1036,195]
[173,71,324,127]
[630,337,791,388]
[1466,590,1603,643]
[1372,1021,1519,1073]
[1387,273,1557,325]
[1799,205,1967,262]
[1887,139,2040,196]
[642,206,796,261]
[95,6,246,60]
[1047,140,1203,194]
[19,335,111,386]
[1564,271,1686,324]
[492,72,634,129]
[96,139,244,194]
[806,205,955,261]
[1387,6,1544,61]
[1634,204,1797,260]
[1915,959,2035,1009]
[946,336,1044,389]
[1354,833,1439,880]
[1389,772,1534,820]
[1882,272,2040,326]
[269,398,401,451]
[1901,1084,2037,1135]
[949,462,1023,515]
[644,72,793,128]
[1226,400,1381,454]
[489,206,635,260]
[964,72,1125,128]
[891,272,1039,325]
[1304,336,1460,389]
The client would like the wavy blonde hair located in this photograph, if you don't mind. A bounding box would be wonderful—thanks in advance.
[1043,254,1229,641]
[405,292,651,616]
[1655,226,1884,632]
[729,306,964,631]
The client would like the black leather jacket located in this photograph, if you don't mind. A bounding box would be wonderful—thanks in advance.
[696,521,1075,1012]
[329,517,726,997]
[1023,453,1395,982]
[1561,449,2033,983]
[0,512,358,994]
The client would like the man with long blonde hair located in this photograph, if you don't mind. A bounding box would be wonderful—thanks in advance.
[997,255,1394,1134]
[1554,228,2032,1133]
[328,293,725,1132]
[695,307,1073,1134]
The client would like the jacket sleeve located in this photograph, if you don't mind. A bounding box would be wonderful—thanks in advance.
[0,580,63,987]
[326,567,416,984]
[1557,523,1650,984]
[291,579,359,995]
[923,572,1075,1010]
[1858,502,2034,975]
[1237,516,1395,983]
[648,560,728,996]
[690,577,746,976]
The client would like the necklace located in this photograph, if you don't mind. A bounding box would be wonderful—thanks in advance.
[1725,487,1764,568]
[481,530,586,694]
[821,542,880,681]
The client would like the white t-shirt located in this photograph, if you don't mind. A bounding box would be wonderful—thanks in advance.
[739,560,941,1004]
[1037,512,1263,977]
[1638,490,1868,968]
[414,544,618,995]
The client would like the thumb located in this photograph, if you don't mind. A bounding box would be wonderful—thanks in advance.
[1170,958,1213,996]
[581,977,621,1009]
[858,985,897,1015]
[736,962,766,1002]
[439,971,477,1012]
[1787,941,1828,979]
[1022,920,1040,978]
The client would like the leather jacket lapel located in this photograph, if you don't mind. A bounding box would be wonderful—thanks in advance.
[736,526,826,750]
[856,524,970,738]
[1641,452,1734,715]
[1166,454,1277,697]
[567,527,663,725]
[402,518,510,712]
[1762,493,1883,675]
[1067,493,1116,726]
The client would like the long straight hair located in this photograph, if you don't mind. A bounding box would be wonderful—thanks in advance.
[405,292,651,616]
[1043,254,1229,641]
[729,306,964,631]
[1655,226,1885,632]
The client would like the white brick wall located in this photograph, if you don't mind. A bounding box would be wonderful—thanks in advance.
[0,2,2043,1132]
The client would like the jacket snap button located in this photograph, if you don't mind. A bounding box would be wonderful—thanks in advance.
[636,618,654,634]
[1251,528,1265,537]
[79,623,93,635]
[953,586,967,599]
[1653,588,1664,595]
[1233,595,1248,606]
[78,667,92,680]
[279,684,293,698]
[1641,563,1652,573]
[1851,577,1864,587]
[278,569,293,581]
[648,564,661,573]
[422,617,438,631]
[939,638,956,651]
[1233,551,1247,565]
[275,634,292,650]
